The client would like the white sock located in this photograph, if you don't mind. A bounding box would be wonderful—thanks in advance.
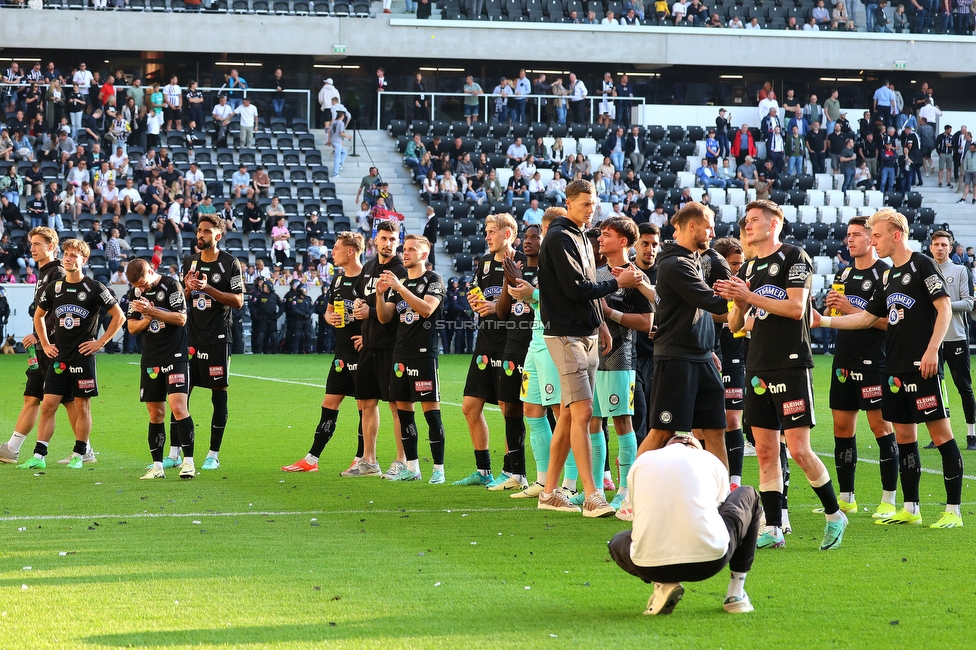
[86,441,93,454]
[603,470,612,480]
[72,452,83,459]
[305,454,318,464]
[407,459,420,473]
[478,468,490,476]
[968,423,975,437]
[154,461,163,470]
[726,571,747,599]
[881,490,897,505]
[536,471,547,484]
[730,474,741,486]
[840,491,854,503]
[562,478,577,491]
[947,504,962,516]
[617,485,628,499]
[825,510,845,522]
[904,501,919,515]
[168,446,181,461]
[512,474,524,482]
[8,432,27,454]
[781,509,790,523]
[434,464,444,473]
[184,456,194,466]
[207,451,219,460]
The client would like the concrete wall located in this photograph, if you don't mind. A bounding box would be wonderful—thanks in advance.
[3,9,976,73]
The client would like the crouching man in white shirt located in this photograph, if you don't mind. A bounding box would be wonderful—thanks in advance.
[608,434,761,616]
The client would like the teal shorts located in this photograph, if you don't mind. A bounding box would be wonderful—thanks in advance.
[520,349,561,408]
[592,369,636,418]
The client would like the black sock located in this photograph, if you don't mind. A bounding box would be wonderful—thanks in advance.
[210,390,228,453]
[780,442,790,510]
[502,452,512,475]
[169,411,179,448]
[834,436,857,494]
[546,408,556,433]
[33,442,48,457]
[176,416,195,458]
[309,407,339,458]
[726,428,744,477]
[759,490,783,527]
[149,422,166,463]
[424,409,445,465]
[813,479,840,516]
[73,439,87,456]
[898,442,921,503]
[937,438,964,506]
[603,421,611,472]
[356,409,364,458]
[474,448,491,472]
[398,409,419,462]
[877,433,899,492]
[504,415,526,476]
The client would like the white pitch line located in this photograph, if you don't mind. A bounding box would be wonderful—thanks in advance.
[0,506,534,523]
[813,451,976,481]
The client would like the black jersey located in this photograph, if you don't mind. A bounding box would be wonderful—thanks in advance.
[739,244,813,371]
[387,270,445,359]
[181,250,244,345]
[503,264,538,354]
[356,254,407,350]
[474,251,526,354]
[719,326,746,369]
[634,265,657,358]
[866,252,949,374]
[596,264,653,371]
[37,276,118,363]
[833,259,889,368]
[701,248,733,357]
[126,275,187,365]
[326,270,363,361]
[33,259,65,340]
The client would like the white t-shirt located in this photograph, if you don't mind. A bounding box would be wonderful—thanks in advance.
[119,187,141,203]
[163,84,182,108]
[212,103,234,121]
[168,202,182,225]
[73,69,93,92]
[235,104,259,128]
[110,153,128,171]
[102,187,119,202]
[628,444,731,568]
[184,169,204,185]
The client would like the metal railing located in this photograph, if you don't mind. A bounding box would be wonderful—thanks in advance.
[375,90,647,128]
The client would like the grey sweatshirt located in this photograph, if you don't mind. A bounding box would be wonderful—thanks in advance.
[936,258,973,342]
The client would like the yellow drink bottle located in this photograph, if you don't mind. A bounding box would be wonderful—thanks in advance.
[334,300,345,328]
[830,283,845,317]
[729,300,748,338]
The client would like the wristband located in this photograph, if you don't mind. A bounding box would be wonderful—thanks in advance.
[820,316,832,329]
[609,310,623,324]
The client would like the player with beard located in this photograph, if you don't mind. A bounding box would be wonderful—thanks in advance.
[346,220,407,478]
[712,237,747,491]
[632,223,660,446]
[22,239,124,470]
[507,213,563,498]
[282,232,367,474]
[589,217,653,513]
[376,234,447,482]
[178,214,245,471]
[813,209,964,529]
[0,228,80,465]
[819,217,897,518]
[455,213,525,486]
[716,200,847,551]
[125,258,196,480]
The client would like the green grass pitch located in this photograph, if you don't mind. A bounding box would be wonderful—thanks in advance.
[2,353,975,649]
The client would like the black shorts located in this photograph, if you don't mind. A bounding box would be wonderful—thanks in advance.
[389,357,440,403]
[744,367,816,430]
[164,107,181,123]
[497,350,527,405]
[829,365,884,412]
[324,356,359,398]
[648,357,726,431]
[463,350,502,405]
[882,372,950,425]
[44,355,98,398]
[24,354,72,403]
[723,366,745,411]
[140,360,190,403]
[188,343,230,389]
[357,347,394,402]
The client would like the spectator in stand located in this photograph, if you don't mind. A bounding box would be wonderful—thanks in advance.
[422,170,440,202]
[785,124,806,176]
[235,97,259,149]
[252,166,273,199]
[832,1,854,28]
[546,170,567,204]
[730,124,756,168]
[874,1,894,31]
[696,159,726,191]
[827,122,848,173]
[211,95,234,149]
[506,137,528,167]
[900,140,921,191]
[958,142,976,204]
[853,162,875,190]
[506,167,529,206]
[736,156,758,189]
[878,141,898,192]
[839,138,857,191]
[242,199,263,233]
[465,169,488,205]
[440,170,463,205]
[528,171,547,202]
[805,122,828,174]
[856,131,879,180]
[328,109,351,179]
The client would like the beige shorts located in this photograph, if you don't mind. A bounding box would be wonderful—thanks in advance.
[545,335,598,407]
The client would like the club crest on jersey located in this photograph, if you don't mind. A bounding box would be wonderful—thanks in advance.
[769,263,780,277]
[148,319,164,333]
[883,269,891,286]
[55,281,63,293]
[841,267,851,281]
[157,289,165,301]
[195,296,212,310]
[746,260,755,276]
[609,394,620,406]
[861,280,872,291]
[512,301,527,316]
[212,272,221,283]
[415,283,426,294]
[901,273,911,285]
[78,291,87,301]
[483,261,491,275]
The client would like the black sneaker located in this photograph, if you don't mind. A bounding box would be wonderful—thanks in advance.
[938,183,943,188]
[924,440,937,450]
[967,437,976,451]
[958,198,966,203]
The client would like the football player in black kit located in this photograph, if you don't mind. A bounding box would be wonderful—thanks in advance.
[813,209,964,529]
[179,214,245,471]
[349,220,407,478]
[22,239,124,470]
[821,217,898,519]
[1,228,79,465]
[632,223,660,446]
[456,213,525,486]
[716,200,847,551]
[282,232,366,474]
[376,234,447,483]
[125,258,197,480]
